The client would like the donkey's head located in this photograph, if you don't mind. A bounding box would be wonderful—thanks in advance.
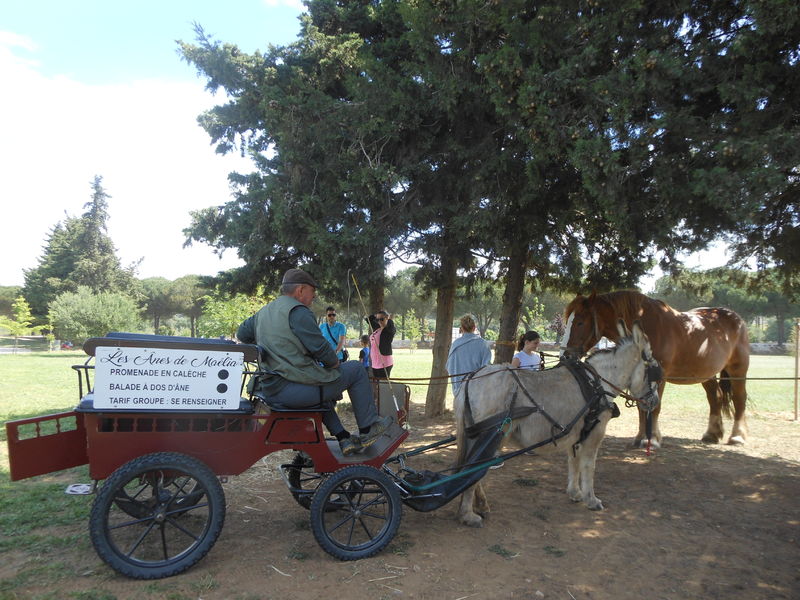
[614,320,661,411]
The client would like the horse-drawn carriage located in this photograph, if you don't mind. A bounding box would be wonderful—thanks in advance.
[5,326,661,579]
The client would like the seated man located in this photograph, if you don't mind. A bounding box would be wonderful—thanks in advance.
[237,268,391,456]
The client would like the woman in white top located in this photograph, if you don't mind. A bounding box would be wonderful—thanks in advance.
[511,330,543,370]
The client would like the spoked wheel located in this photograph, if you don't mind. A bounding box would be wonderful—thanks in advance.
[89,452,225,579]
[285,452,324,510]
[310,465,402,561]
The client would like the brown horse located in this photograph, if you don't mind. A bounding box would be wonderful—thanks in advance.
[563,290,749,447]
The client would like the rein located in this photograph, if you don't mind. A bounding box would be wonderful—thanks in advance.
[461,357,617,457]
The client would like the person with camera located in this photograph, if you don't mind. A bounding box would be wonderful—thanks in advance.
[367,310,395,379]
[321,305,348,361]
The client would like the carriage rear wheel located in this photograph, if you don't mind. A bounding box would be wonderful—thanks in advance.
[310,465,402,561]
[286,452,324,510]
[89,452,225,579]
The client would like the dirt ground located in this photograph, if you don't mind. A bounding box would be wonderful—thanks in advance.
[4,401,800,600]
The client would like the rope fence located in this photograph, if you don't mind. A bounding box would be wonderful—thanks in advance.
[380,318,800,422]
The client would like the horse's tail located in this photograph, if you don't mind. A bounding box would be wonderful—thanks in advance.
[719,369,733,418]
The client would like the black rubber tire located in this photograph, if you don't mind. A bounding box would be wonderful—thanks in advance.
[89,452,225,579]
[310,465,402,561]
[286,452,322,510]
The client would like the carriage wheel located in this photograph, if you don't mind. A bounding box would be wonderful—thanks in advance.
[310,465,402,561]
[286,452,323,510]
[89,452,225,579]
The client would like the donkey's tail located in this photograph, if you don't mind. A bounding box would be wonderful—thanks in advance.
[719,369,733,418]
[454,393,469,469]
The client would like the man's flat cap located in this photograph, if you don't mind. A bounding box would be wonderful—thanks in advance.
[282,268,318,288]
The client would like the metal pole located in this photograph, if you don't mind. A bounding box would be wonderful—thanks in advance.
[794,319,799,421]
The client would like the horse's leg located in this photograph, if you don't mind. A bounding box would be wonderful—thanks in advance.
[701,378,724,444]
[457,484,484,528]
[726,353,749,445]
[633,381,664,449]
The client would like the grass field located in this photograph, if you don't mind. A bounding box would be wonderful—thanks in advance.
[1,349,798,428]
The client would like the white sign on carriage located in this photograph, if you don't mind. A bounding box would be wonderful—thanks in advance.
[92,346,244,410]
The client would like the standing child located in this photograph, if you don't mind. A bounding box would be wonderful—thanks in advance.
[359,334,371,374]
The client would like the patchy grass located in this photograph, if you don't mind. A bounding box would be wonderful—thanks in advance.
[543,545,566,557]
[488,544,519,559]
[513,477,539,487]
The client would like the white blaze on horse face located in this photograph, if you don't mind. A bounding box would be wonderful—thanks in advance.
[560,313,575,356]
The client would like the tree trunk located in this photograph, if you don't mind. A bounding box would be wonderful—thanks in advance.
[776,312,786,344]
[424,257,458,417]
[495,246,528,364]
[368,280,385,316]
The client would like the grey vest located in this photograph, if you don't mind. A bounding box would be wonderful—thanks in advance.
[255,295,339,385]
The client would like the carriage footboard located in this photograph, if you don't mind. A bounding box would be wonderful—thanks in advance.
[5,412,88,481]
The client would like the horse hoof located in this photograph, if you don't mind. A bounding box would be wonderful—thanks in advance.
[588,500,604,511]
[701,433,721,444]
[727,435,745,446]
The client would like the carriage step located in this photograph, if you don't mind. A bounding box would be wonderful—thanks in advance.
[65,483,95,495]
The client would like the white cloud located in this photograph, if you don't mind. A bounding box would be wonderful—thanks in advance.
[0,35,248,286]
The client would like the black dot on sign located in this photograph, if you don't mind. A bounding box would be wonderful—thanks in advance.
[217,383,228,393]
[218,369,229,380]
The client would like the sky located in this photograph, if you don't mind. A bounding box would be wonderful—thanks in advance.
[0,0,305,287]
[0,1,727,291]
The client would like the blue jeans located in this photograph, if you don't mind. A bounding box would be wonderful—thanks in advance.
[266,361,379,436]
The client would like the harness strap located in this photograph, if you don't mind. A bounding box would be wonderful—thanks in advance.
[507,367,565,432]
[464,394,538,438]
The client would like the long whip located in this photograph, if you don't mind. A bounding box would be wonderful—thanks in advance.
[350,272,407,426]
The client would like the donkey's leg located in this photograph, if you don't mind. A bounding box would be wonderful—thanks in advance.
[457,484,484,528]
[701,378,724,443]
[633,381,664,449]
[473,481,490,517]
[577,419,610,510]
[566,448,583,502]
[726,348,749,445]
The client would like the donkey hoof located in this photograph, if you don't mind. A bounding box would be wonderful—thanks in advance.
[588,499,604,511]
[727,435,745,446]
[459,513,484,528]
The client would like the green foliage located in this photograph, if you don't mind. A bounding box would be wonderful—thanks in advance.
[653,269,800,342]
[403,310,421,349]
[22,176,139,321]
[197,291,268,339]
[0,285,22,318]
[48,286,141,343]
[0,297,44,350]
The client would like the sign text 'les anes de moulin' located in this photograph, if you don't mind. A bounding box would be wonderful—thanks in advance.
[93,346,244,410]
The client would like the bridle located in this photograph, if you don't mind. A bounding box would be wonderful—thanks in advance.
[587,349,662,413]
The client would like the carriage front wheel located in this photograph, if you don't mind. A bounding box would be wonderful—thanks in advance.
[89,452,225,579]
[310,465,402,561]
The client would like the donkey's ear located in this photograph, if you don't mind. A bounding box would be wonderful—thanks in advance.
[632,320,645,346]
[616,318,631,338]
